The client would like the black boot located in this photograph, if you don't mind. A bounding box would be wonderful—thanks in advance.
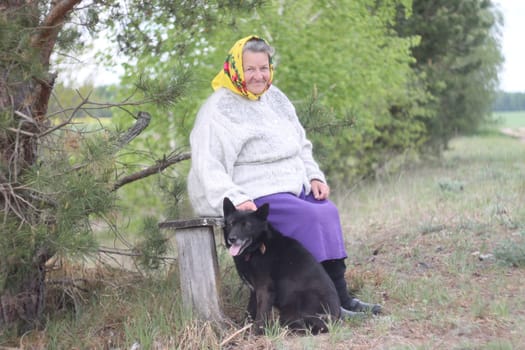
[322,259,382,315]
[347,297,382,315]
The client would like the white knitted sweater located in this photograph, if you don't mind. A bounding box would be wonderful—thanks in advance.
[187,85,326,216]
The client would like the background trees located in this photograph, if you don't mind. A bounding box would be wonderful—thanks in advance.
[395,0,504,152]
[494,92,525,111]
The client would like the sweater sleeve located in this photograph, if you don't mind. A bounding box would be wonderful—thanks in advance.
[188,106,252,216]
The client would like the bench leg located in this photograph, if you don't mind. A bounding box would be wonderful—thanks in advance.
[175,226,223,321]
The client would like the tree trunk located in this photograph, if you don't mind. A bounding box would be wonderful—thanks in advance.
[0,80,54,331]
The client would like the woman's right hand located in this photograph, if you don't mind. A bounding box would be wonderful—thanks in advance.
[236,200,257,211]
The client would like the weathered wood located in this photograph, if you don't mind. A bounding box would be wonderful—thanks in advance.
[159,217,224,321]
[159,217,224,230]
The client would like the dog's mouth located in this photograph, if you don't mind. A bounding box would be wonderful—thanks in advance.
[228,238,252,257]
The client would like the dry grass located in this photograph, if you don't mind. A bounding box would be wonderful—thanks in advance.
[1,133,524,349]
[331,135,525,349]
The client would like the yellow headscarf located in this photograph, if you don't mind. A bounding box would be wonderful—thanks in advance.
[211,35,274,101]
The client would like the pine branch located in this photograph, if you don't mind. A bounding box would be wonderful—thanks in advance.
[111,151,191,192]
[117,111,151,147]
[39,90,92,137]
[98,247,177,261]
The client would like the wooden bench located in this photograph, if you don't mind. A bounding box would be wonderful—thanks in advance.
[158,217,225,321]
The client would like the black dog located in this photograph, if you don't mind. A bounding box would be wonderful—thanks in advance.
[223,197,342,334]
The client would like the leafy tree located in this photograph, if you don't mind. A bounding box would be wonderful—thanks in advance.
[0,0,261,333]
[395,0,504,152]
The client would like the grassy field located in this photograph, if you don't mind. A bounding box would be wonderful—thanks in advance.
[492,110,525,128]
[2,114,524,349]
[331,134,525,349]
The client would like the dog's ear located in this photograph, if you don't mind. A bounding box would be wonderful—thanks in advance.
[223,197,236,217]
[255,203,269,220]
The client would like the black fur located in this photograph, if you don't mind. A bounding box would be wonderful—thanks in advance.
[223,197,341,334]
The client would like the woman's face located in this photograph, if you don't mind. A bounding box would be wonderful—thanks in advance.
[242,51,271,95]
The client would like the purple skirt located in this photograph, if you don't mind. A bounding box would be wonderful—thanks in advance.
[254,192,347,262]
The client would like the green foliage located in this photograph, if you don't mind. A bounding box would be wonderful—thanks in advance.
[27,132,118,253]
[0,5,46,84]
[133,217,168,270]
[299,87,353,131]
[437,179,465,193]
[134,66,193,110]
[100,0,263,58]
[395,0,504,152]
[0,131,117,298]
[494,232,525,268]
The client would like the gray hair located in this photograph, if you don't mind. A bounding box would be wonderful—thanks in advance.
[243,38,275,58]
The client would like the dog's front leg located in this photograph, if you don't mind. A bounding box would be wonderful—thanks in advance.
[247,290,257,321]
[254,283,275,335]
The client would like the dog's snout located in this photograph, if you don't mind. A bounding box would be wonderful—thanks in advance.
[227,237,237,245]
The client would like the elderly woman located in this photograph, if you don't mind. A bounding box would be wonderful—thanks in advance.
[188,35,381,315]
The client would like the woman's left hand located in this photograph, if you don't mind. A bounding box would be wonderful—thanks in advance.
[310,179,330,200]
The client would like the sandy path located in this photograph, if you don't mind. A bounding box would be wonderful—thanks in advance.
[500,127,525,142]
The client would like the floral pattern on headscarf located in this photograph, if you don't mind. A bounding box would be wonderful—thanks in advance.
[211,35,274,101]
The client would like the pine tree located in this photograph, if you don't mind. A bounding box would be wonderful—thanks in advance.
[395,0,503,152]
[0,0,260,333]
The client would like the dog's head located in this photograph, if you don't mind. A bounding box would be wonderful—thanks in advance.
[222,197,270,257]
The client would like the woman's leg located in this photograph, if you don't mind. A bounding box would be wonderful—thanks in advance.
[322,258,382,314]
[253,193,346,262]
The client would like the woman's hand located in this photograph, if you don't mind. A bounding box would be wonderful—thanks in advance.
[310,179,330,200]
[236,200,257,211]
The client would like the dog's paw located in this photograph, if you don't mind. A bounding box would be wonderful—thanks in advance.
[252,321,265,336]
